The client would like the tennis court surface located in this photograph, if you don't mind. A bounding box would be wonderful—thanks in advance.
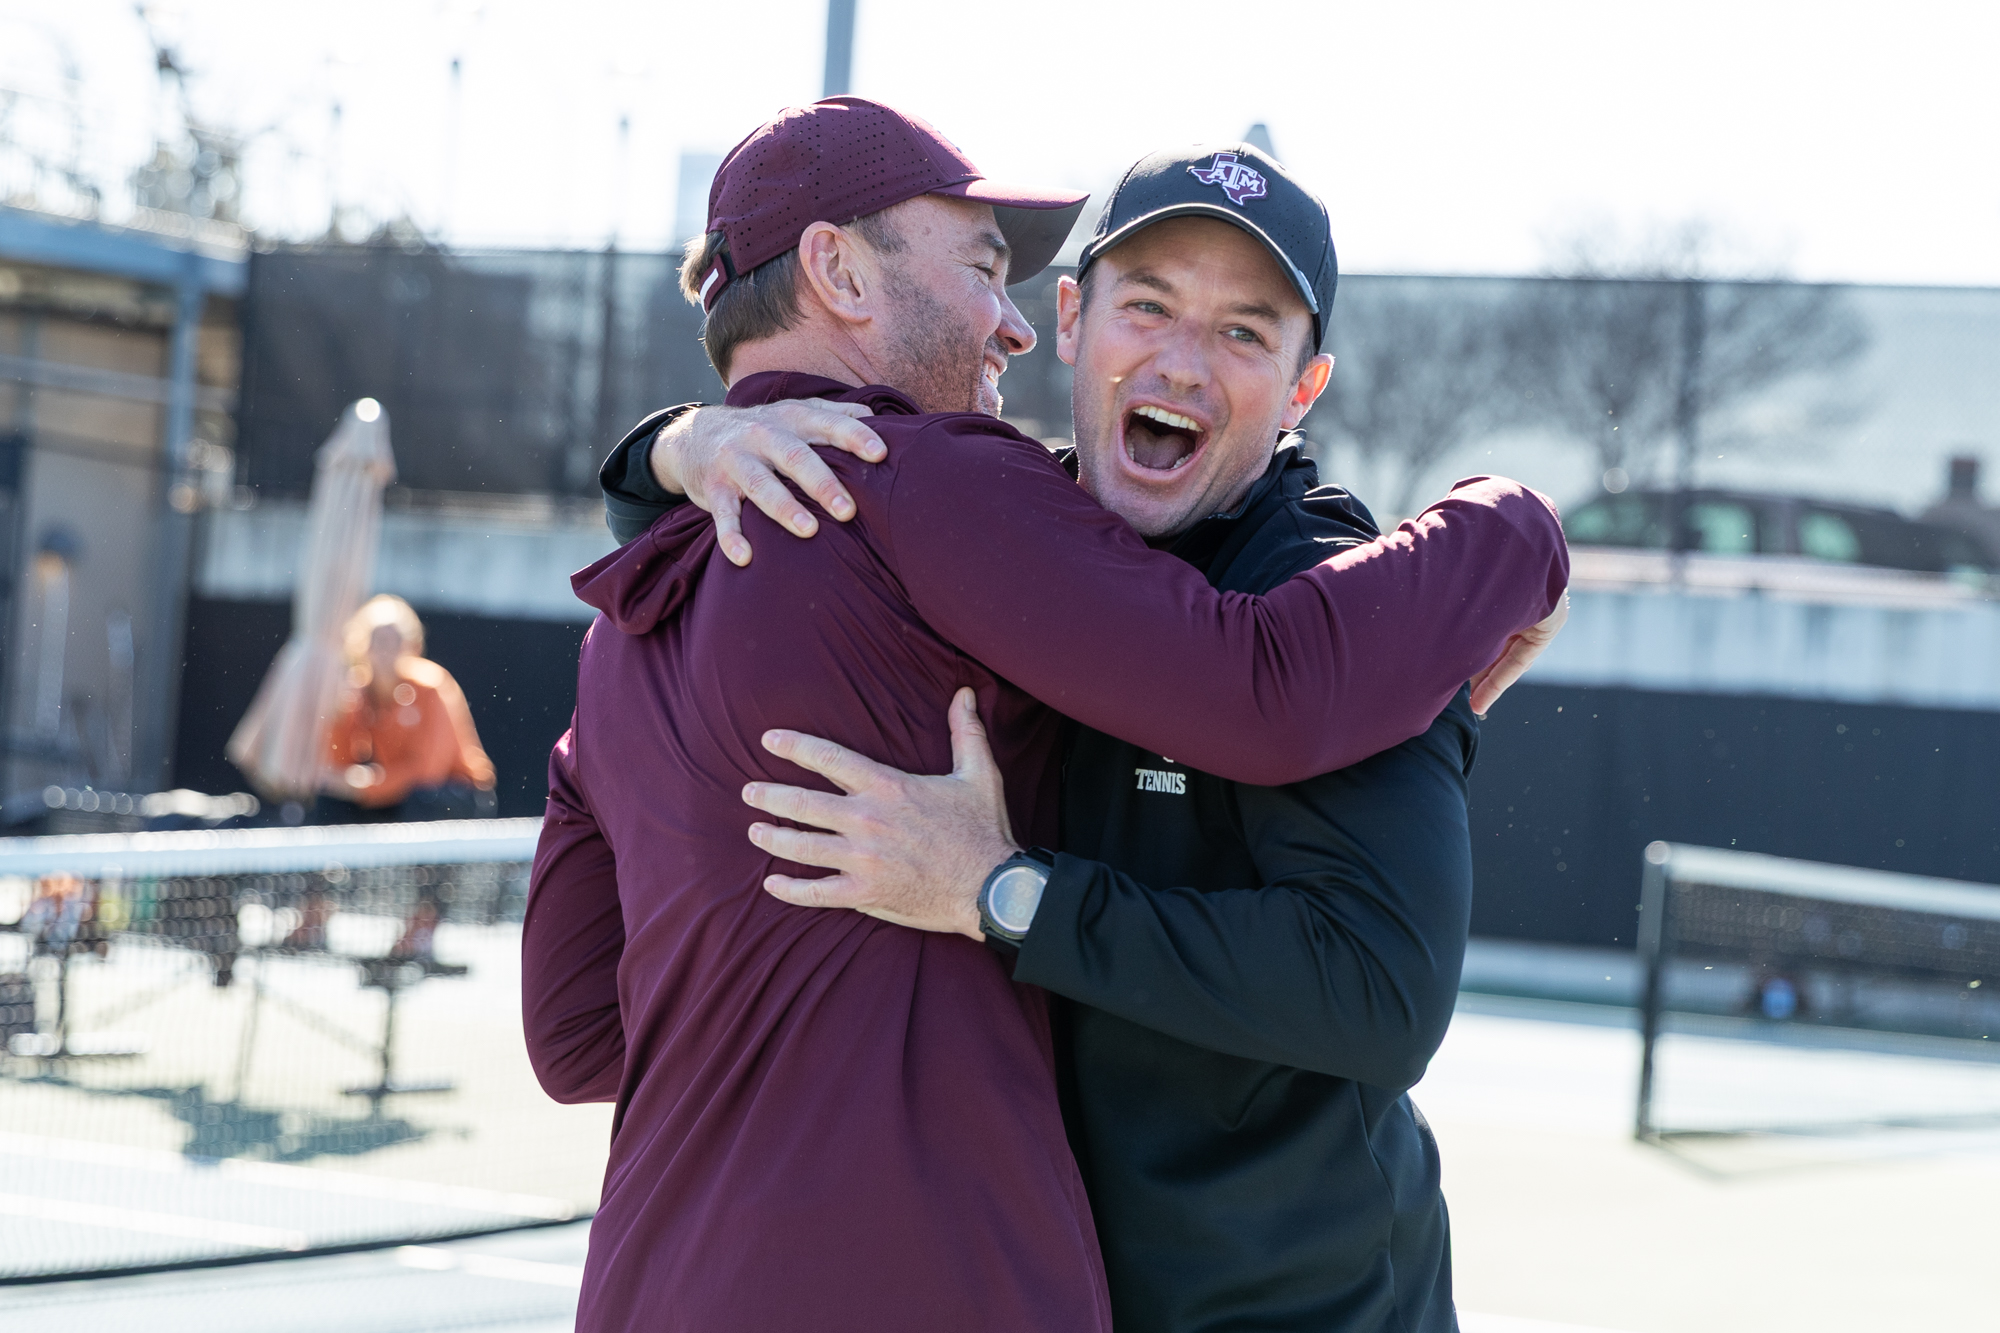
[2,822,1995,1330]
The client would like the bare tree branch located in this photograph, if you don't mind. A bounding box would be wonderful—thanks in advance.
[1304,283,1517,515]
[1508,277,1683,482]
[1513,220,1872,490]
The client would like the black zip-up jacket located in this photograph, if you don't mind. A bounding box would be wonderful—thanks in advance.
[601,421,1472,1333]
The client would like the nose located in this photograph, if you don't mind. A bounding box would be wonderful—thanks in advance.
[995,292,1035,357]
[1148,320,1209,396]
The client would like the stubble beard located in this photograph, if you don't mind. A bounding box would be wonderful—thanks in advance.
[880,270,1002,416]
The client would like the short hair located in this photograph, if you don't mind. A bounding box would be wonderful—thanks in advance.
[345,594,425,663]
[1075,260,1319,379]
[680,211,907,379]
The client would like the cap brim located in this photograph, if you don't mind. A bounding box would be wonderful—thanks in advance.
[1079,202,1320,317]
[933,179,1089,286]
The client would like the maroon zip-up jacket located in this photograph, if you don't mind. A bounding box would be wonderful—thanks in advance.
[525,372,1567,1333]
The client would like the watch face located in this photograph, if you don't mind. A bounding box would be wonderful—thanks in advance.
[988,864,1047,935]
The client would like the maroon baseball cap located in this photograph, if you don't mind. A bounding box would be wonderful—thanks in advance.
[696,97,1089,311]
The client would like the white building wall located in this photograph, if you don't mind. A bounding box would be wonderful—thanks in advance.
[199,510,2000,712]
[1532,551,2000,711]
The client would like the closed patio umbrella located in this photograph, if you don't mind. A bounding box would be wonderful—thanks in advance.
[226,398,397,800]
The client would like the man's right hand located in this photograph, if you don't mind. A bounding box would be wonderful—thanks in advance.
[743,689,1017,942]
[653,399,888,566]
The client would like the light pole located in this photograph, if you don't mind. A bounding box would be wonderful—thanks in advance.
[1670,278,1705,581]
[823,0,857,97]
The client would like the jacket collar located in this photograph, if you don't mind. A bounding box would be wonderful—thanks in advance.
[1051,436,1319,570]
[725,371,922,418]
[1163,439,1319,574]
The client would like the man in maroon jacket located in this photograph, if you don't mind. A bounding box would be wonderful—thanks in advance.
[524,97,1567,1333]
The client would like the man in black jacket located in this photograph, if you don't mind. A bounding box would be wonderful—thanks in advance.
[597,145,1560,1331]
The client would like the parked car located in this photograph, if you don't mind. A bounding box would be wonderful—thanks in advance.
[1564,488,1996,575]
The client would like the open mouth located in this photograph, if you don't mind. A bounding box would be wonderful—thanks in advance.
[1122,404,1206,473]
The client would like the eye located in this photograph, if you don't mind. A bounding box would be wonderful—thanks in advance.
[1226,326,1266,346]
[973,263,997,278]
[1129,299,1166,316]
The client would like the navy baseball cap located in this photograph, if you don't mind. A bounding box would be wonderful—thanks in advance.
[1076,143,1337,351]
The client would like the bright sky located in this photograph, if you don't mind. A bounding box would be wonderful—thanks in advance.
[2,0,1997,285]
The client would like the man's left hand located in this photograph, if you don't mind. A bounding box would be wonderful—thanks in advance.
[1469,592,1569,716]
[744,689,1018,941]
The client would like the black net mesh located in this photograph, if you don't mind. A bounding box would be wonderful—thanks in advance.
[1665,880,2000,984]
[0,820,607,1281]
[231,243,1078,502]
[235,245,719,499]
[1636,845,2000,1139]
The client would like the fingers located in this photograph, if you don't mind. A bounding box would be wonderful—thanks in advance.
[1468,665,1501,718]
[753,402,886,526]
[746,821,848,871]
[788,400,887,463]
[761,729,892,794]
[791,397,874,422]
[944,687,1017,845]
[732,455,822,540]
[759,434,855,523]
[947,688,997,781]
[1469,595,1570,715]
[742,780,856,834]
[699,402,884,548]
[712,492,752,568]
[1469,635,1535,715]
[761,871,864,910]
[1468,652,1511,716]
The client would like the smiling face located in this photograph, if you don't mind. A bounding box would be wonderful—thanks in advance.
[868,195,1037,417]
[1059,216,1333,540]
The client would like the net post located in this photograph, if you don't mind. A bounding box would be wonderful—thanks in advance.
[230,954,265,1104]
[1634,841,1673,1141]
[375,978,400,1108]
[54,946,75,1057]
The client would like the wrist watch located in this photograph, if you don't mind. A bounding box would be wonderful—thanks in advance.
[978,848,1055,945]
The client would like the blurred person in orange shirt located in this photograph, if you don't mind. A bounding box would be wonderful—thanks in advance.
[318,595,496,823]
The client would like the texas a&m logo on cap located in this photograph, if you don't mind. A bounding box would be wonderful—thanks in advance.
[1188,152,1267,206]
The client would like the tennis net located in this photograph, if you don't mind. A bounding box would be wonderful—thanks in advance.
[0,818,610,1282]
[1635,841,2000,1139]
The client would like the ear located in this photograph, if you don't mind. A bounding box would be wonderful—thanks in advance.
[1055,275,1083,368]
[796,220,877,328]
[1281,353,1334,430]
